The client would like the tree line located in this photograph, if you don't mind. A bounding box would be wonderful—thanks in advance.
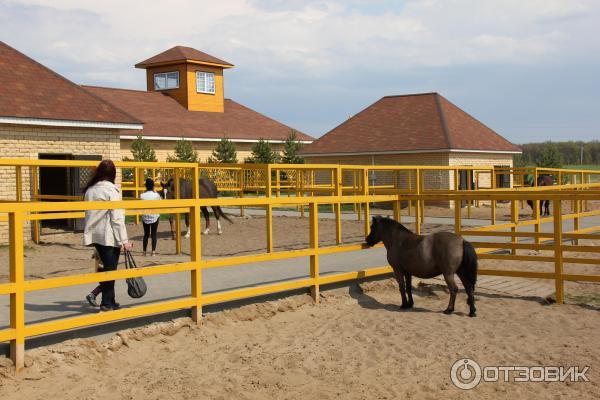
[515,140,600,168]
[124,130,305,164]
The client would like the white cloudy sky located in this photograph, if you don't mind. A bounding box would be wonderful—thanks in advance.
[1,0,599,142]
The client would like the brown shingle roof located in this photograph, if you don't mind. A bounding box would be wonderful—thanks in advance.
[0,41,141,125]
[301,93,520,155]
[135,46,233,68]
[83,86,313,142]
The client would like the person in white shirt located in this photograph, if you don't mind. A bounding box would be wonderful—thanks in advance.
[140,178,161,256]
[83,160,133,311]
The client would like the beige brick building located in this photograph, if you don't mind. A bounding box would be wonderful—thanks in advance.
[0,42,142,242]
[301,93,520,198]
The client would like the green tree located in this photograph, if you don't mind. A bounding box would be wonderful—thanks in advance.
[281,130,305,164]
[536,142,563,169]
[244,139,278,164]
[167,138,198,163]
[207,137,238,163]
[130,134,157,162]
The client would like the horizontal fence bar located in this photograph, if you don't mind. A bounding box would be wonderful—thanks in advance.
[24,298,197,338]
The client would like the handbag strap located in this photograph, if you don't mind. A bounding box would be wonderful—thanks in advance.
[124,250,137,269]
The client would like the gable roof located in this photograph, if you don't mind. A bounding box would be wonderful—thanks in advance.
[301,93,520,155]
[0,41,141,127]
[83,86,313,142]
[135,46,234,69]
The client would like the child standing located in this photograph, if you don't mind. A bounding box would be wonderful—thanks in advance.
[141,178,161,256]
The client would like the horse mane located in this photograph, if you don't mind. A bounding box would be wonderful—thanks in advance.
[377,217,413,234]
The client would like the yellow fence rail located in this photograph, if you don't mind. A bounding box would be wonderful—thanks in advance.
[1,159,600,370]
[0,187,599,370]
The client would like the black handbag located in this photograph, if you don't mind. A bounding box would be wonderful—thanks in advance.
[124,250,147,298]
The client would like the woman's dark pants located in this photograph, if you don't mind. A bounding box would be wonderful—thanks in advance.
[93,244,121,307]
[143,220,159,252]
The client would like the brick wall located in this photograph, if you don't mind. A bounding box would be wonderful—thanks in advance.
[0,124,122,243]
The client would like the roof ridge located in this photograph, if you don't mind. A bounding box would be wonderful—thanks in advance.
[438,95,519,151]
[82,85,153,94]
[383,92,438,99]
[434,93,453,148]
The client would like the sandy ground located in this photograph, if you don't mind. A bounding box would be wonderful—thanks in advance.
[1,279,599,400]
[0,214,453,283]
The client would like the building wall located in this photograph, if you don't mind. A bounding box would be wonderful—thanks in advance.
[448,152,514,189]
[186,64,225,113]
[144,63,226,113]
[304,152,451,190]
[120,139,285,163]
[0,124,122,243]
[144,64,189,110]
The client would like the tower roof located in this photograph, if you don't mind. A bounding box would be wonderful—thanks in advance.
[135,46,234,69]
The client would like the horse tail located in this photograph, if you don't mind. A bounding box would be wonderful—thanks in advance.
[458,240,478,287]
[215,206,234,224]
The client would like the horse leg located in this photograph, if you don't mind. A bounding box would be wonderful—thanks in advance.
[442,273,459,315]
[212,206,222,235]
[545,201,550,216]
[404,272,414,308]
[457,273,477,317]
[393,270,410,309]
[169,215,175,240]
[184,213,190,239]
[201,207,210,235]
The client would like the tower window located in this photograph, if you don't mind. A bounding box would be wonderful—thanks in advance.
[196,71,215,94]
[154,71,179,90]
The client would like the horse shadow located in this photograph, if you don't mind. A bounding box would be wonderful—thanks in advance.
[348,284,432,313]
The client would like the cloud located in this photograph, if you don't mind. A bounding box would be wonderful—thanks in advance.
[1,0,599,140]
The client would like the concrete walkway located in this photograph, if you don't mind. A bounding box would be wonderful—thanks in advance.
[0,212,597,348]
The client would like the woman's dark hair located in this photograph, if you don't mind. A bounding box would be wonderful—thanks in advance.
[145,178,155,191]
[84,159,117,192]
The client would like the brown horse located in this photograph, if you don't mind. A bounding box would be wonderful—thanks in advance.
[527,175,553,216]
[365,216,478,317]
[164,177,233,238]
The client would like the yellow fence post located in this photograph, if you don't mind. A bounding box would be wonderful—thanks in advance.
[415,169,421,235]
[266,164,273,253]
[9,211,25,370]
[309,201,320,303]
[31,166,41,243]
[534,200,541,245]
[15,166,22,202]
[335,166,342,244]
[190,209,202,322]
[491,168,496,225]
[174,168,181,255]
[511,198,518,255]
[363,168,370,237]
[573,188,580,245]
[553,199,564,304]
[454,198,461,235]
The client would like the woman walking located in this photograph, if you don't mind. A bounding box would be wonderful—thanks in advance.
[83,159,132,311]
[141,178,161,256]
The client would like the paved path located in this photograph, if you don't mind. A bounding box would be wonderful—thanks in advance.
[0,212,597,347]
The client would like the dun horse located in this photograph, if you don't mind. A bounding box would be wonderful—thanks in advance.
[164,177,233,238]
[527,175,553,216]
[365,216,478,317]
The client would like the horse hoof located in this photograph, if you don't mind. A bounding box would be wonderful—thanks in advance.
[218,230,222,235]
[400,303,411,310]
[469,312,477,318]
[184,234,190,239]
[443,309,454,315]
